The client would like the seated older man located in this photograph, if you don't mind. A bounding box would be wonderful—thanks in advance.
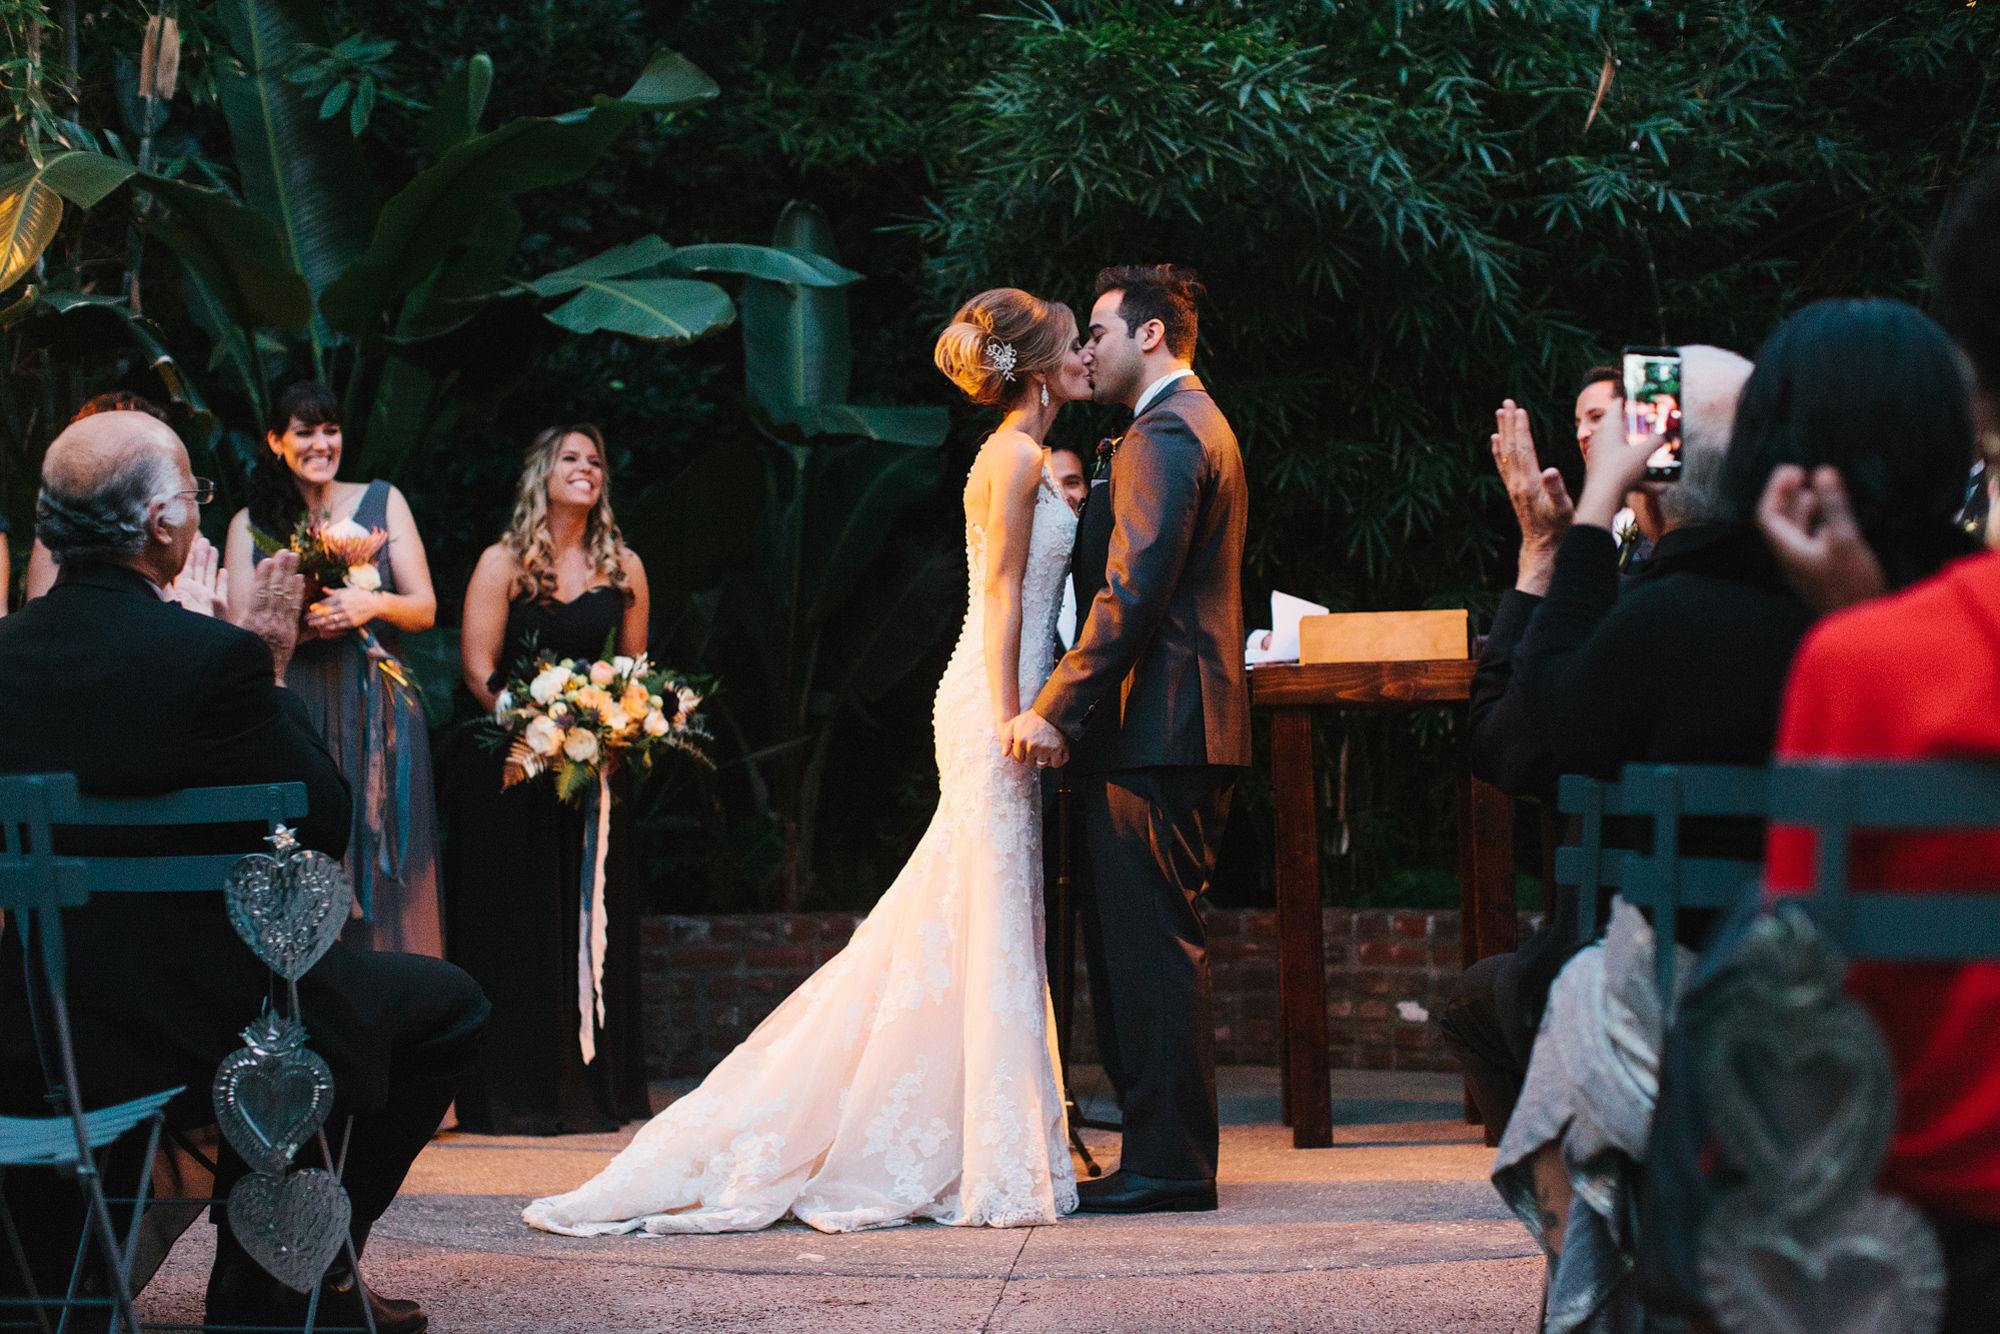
[1448,347,1755,1139]
[0,411,487,1334]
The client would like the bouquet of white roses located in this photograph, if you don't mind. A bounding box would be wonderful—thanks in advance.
[491,644,710,804]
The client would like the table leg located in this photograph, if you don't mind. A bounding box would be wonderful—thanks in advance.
[1455,762,1480,1125]
[1270,706,1331,1149]
[1456,748,1517,1145]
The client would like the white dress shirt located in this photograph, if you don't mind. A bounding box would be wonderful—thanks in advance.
[1132,367,1196,418]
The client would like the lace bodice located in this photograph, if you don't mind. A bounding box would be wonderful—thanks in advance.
[523,453,1081,1237]
[952,464,1080,732]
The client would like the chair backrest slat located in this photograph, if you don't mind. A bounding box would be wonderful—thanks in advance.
[70,783,309,827]
[1769,759,2000,961]
[1557,764,1769,1004]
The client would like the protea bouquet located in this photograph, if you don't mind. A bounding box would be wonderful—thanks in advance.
[251,513,412,695]
[290,514,389,597]
[491,644,710,804]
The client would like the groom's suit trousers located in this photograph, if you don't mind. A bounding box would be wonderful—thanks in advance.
[1078,765,1234,1182]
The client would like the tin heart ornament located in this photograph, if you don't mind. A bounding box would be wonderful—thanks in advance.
[227,1168,351,1294]
[212,1014,334,1177]
[223,825,350,981]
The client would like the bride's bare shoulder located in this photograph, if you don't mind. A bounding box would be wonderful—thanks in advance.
[976,429,1043,485]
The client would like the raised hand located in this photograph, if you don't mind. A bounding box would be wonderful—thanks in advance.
[167,533,229,618]
[1491,400,1575,594]
[1574,408,1663,534]
[1756,464,1885,615]
[245,548,307,685]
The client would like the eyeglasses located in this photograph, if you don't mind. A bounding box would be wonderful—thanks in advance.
[175,477,216,506]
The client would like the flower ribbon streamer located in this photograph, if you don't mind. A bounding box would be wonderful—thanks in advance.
[577,768,612,1064]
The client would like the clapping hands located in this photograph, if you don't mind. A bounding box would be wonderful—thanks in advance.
[1491,400,1575,594]
[1000,710,1068,768]
[243,548,307,685]
[166,534,229,618]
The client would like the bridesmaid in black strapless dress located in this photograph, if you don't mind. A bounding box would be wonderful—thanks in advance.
[445,426,653,1135]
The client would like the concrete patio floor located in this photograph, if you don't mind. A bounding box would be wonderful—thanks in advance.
[135,1067,1543,1333]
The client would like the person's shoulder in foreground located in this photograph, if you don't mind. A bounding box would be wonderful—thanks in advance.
[1780,548,2000,754]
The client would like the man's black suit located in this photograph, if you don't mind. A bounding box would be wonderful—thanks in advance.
[0,565,488,1298]
[1034,377,1249,1182]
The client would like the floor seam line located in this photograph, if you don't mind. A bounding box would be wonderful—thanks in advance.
[977,1226,1033,1331]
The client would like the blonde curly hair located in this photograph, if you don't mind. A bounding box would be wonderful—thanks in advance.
[501,424,633,604]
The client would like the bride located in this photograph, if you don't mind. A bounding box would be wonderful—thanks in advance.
[524,288,1089,1235]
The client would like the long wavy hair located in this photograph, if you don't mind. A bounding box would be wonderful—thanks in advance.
[500,423,632,604]
[248,381,341,539]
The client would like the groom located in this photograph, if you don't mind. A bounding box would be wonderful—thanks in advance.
[1005,264,1249,1213]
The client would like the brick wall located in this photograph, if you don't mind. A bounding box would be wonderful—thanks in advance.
[641,907,1542,1080]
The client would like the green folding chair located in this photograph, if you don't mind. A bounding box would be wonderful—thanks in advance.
[1556,764,1769,1004]
[2,775,369,1334]
[1766,758,2000,959]
[1,772,180,1334]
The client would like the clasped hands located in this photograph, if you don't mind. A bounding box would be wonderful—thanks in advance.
[999,710,1068,768]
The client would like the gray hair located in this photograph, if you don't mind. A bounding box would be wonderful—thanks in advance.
[1659,344,1755,531]
[36,449,187,567]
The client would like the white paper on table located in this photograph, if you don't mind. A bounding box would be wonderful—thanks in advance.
[1244,590,1330,665]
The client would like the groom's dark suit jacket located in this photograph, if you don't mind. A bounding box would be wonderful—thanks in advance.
[1037,376,1250,773]
[0,565,410,1124]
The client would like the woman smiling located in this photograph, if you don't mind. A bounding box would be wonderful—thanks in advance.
[222,380,445,958]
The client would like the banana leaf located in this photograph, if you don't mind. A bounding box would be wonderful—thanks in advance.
[0,151,139,292]
[319,49,717,337]
[135,175,313,335]
[214,0,379,300]
[417,54,495,160]
[539,277,735,343]
[741,202,851,421]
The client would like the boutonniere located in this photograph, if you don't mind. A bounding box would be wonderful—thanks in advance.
[1093,434,1123,480]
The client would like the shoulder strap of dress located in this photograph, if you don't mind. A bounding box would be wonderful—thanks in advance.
[358,478,393,529]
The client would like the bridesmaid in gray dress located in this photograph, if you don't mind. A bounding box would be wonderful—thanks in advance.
[223,381,445,957]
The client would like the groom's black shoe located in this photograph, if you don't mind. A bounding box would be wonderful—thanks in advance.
[1075,1170,1217,1214]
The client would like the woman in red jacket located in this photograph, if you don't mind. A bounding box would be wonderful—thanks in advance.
[1759,165,2000,1333]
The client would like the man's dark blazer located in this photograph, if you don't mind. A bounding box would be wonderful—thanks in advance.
[0,564,376,1123]
[1036,377,1250,773]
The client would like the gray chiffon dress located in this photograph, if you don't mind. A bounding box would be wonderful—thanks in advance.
[255,479,444,956]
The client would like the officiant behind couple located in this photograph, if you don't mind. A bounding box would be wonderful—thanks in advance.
[523,263,1246,1238]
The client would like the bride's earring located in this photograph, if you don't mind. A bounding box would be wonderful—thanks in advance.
[1041,381,1050,408]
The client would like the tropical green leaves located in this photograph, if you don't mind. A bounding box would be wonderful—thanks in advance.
[0,151,142,290]
[215,0,379,303]
[319,48,717,336]
[516,233,863,345]
[417,54,493,160]
[137,175,312,335]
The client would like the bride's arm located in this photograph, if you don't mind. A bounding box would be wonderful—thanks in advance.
[982,436,1045,737]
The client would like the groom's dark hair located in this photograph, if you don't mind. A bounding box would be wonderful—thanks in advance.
[1095,264,1203,360]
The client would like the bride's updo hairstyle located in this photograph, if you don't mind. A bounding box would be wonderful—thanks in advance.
[934,288,1073,407]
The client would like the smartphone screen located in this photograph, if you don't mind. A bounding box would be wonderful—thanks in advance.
[1622,346,1683,480]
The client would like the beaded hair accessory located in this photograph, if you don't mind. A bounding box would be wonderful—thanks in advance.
[982,339,1018,382]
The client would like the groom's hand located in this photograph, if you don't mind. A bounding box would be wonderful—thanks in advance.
[1004,711,1069,767]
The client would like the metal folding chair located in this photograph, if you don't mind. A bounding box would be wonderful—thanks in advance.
[1,772,179,1334]
[3,776,371,1333]
[1766,758,2000,959]
[1556,763,1768,1004]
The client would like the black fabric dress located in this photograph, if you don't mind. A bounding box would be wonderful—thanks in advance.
[442,587,649,1134]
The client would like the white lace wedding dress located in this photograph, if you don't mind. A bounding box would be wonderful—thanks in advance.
[523,461,1080,1235]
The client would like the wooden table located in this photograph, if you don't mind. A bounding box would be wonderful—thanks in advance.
[1251,659,1518,1149]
